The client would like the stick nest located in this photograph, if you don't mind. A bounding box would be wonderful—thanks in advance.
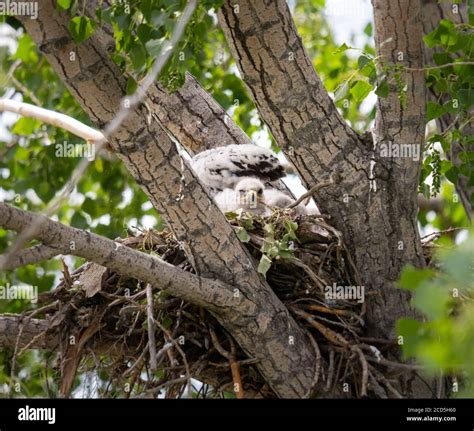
[29,210,438,398]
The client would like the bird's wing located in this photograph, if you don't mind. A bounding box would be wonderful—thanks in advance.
[191,144,285,192]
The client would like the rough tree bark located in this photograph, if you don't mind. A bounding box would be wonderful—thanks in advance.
[2,0,451,398]
[218,0,426,340]
[0,202,245,311]
[81,0,292,195]
[14,0,316,398]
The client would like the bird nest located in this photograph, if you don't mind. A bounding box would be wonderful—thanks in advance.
[27,211,437,398]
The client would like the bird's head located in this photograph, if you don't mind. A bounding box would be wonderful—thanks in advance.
[235,178,265,209]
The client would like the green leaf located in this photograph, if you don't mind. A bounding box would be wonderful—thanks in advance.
[333,42,351,54]
[263,223,275,236]
[375,79,389,98]
[396,318,424,358]
[438,240,474,286]
[81,197,97,218]
[334,80,349,103]
[363,22,373,37]
[11,118,41,135]
[235,227,250,243]
[350,80,373,102]
[239,215,254,230]
[399,266,434,291]
[357,55,371,70]
[258,254,272,277]
[57,0,72,9]
[126,76,138,95]
[283,219,298,240]
[69,16,96,44]
[445,166,459,184]
[129,43,147,71]
[71,212,89,229]
[432,53,452,66]
[137,23,153,45]
[358,56,376,80]
[13,34,38,63]
[412,283,451,320]
[145,39,163,57]
[426,101,445,121]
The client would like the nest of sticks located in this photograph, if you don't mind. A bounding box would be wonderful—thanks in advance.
[27,210,439,398]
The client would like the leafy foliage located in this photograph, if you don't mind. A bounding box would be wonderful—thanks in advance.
[0,0,472,397]
[421,17,474,202]
[397,235,474,397]
[227,210,298,277]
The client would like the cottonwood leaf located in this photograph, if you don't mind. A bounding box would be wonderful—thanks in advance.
[235,227,250,243]
[258,255,272,277]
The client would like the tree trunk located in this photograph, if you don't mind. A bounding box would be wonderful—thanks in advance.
[3,0,450,398]
[17,0,316,398]
[218,0,426,339]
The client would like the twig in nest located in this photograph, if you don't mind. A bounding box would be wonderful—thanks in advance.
[60,257,73,287]
[291,307,349,347]
[155,342,174,364]
[368,364,403,399]
[300,304,353,317]
[358,344,425,371]
[368,369,388,398]
[209,328,244,399]
[288,257,326,292]
[325,349,335,392]
[145,284,157,372]
[304,330,321,398]
[154,320,193,398]
[351,345,368,397]
[287,176,334,209]
[365,356,425,371]
[420,227,466,242]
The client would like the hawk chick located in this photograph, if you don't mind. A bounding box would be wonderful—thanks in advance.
[214,178,270,216]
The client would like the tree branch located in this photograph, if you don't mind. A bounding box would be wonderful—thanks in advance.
[218,0,427,342]
[372,0,426,175]
[0,99,103,142]
[13,2,317,397]
[218,0,368,189]
[81,1,262,156]
[0,243,65,271]
[0,202,238,311]
[0,315,142,356]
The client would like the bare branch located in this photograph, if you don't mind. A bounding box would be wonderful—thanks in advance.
[287,177,333,209]
[0,202,238,311]
[16,4,319,399]
[0,199,316,397]
[0,243,65,270]
[146,284,157,373]
[372,0,426,172]
[218,0,367,189]
[0,0,199,271]
[0,99,104,142]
